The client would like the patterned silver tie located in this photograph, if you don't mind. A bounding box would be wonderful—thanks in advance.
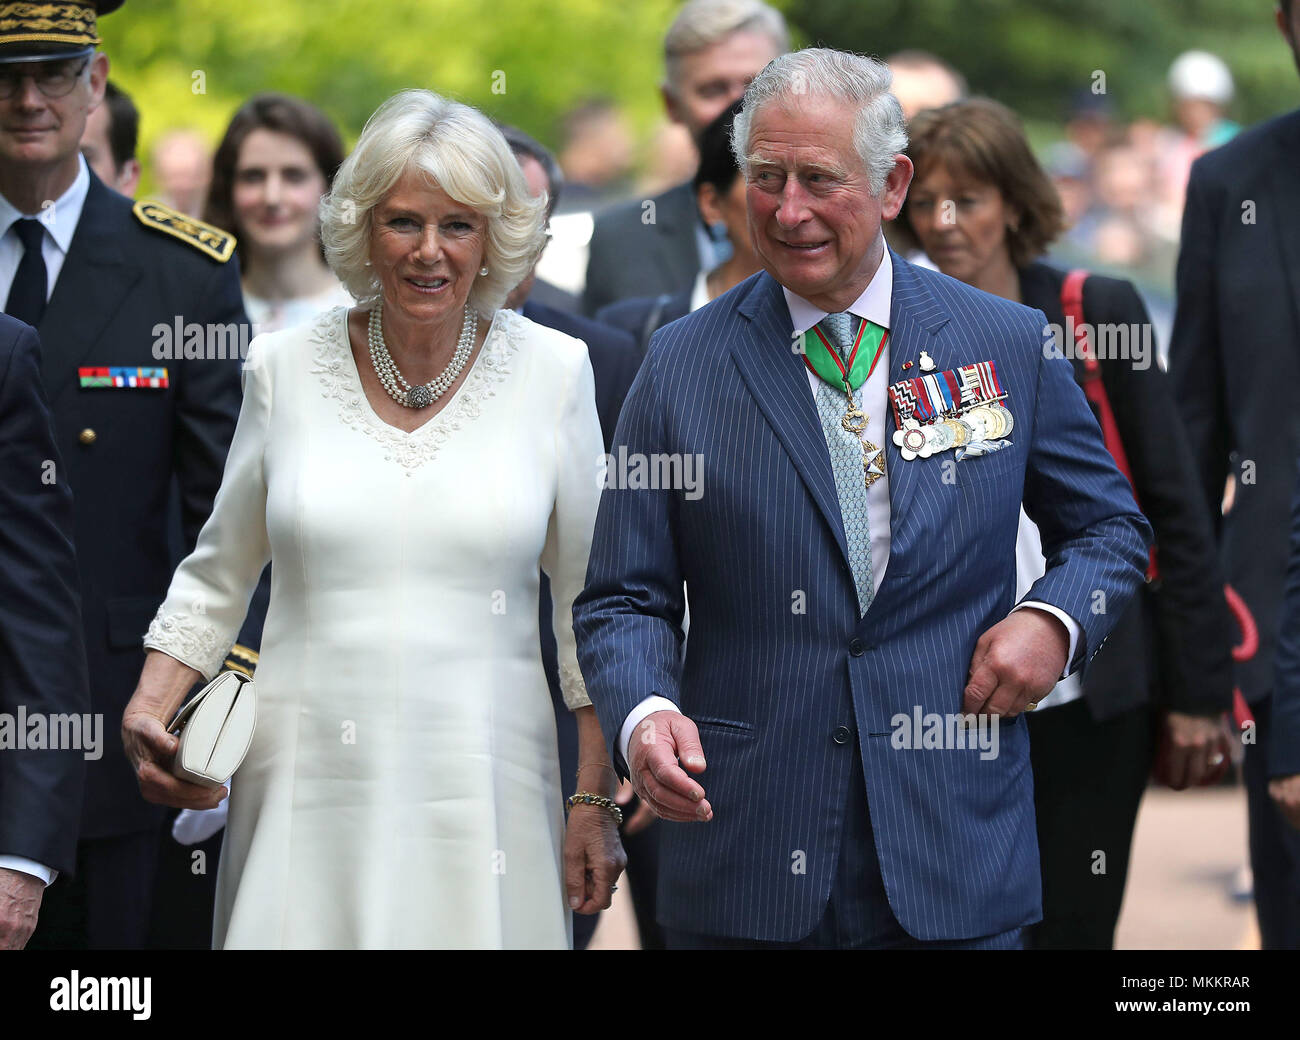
[813,312,875,616]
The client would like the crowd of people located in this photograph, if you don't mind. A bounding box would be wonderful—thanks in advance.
[0,0,1297,952]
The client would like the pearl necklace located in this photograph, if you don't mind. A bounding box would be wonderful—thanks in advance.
[367,299,478,409]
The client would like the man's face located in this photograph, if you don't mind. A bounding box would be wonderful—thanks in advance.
[744,95,912,309]
[664,30,781,139]
[0,52,106,169]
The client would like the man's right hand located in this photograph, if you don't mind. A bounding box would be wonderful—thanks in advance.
[0,867,44,949]
[627,710,713,823]
[1269,774,1300,831]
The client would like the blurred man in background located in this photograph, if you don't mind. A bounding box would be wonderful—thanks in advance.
[582,0,787,315]
[79,80,139,196]
[149,127,209,216]
[884,49,966,122]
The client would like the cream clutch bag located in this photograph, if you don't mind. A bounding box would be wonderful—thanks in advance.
[169,671,257,788]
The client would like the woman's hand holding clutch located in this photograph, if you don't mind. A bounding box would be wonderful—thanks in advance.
[122,649,230,810]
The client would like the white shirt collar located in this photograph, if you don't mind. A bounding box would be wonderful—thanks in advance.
[689,267,711,313]
[0,153,90,256]
[781,240,893,335]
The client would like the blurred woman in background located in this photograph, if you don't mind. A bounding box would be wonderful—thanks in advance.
[205,93,350,334]
[896,97,1235,949]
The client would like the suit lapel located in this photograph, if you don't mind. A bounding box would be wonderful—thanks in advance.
[881,252,951,565]
[731,271,851,566]
[39,176,141,398]
[1265,114,1300,349]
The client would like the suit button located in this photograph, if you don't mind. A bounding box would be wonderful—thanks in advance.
[78,428,96,445]
[832,726,852,745]
[849,638,865,657]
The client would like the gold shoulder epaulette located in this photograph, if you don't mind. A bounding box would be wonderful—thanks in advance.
[133,199,236,263]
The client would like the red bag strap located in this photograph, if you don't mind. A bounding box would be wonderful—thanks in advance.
[1061,268,1159,583]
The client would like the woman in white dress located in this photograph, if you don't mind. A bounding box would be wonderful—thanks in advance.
[121,90,625,949]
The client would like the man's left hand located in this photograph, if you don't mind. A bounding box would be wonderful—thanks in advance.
[964,609,1069,717]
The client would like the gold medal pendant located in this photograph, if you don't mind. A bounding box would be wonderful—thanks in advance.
[841,383,885,488]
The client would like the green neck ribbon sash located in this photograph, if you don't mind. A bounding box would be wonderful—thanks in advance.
[802,317,888,393]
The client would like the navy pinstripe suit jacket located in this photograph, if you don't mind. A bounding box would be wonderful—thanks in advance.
[573,251,1151,942]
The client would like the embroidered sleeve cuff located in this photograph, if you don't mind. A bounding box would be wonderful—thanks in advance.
[558,662,592,711]
[143,607,234,681]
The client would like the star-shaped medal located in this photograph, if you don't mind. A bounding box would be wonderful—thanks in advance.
[862,440,886,487]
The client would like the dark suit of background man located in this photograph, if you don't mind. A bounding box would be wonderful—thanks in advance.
[1269,460,1300,847]
[0,1,258,950]
[581,0,787,316]
[1169,0,1300,949]
[0,315,89,949]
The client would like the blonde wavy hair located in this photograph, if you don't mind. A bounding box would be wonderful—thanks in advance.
[320,89,547,316]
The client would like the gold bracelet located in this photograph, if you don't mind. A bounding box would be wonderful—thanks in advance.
[567,791,624,826]
[575,763,617,783]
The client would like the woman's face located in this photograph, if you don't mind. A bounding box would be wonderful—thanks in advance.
[232,128,328,255]
[906,161,1017,285]
[368,166,486,328]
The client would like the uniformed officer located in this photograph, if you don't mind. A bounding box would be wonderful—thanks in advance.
[0,0,261,948]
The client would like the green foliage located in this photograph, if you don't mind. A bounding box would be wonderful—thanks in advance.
[96,0,1296,197]
[788,0,1295,125]
[99,0,686,189]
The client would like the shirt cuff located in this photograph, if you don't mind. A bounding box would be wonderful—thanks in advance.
[1014,600,1081,678]
[0,855,55,886]
[619,696,681,766]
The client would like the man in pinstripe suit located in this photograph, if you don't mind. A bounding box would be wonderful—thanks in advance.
[574,49,1151,949]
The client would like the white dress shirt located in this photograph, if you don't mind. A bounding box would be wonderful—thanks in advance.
[0,153,90,303]
[0,159,91,888]
[616,242,1080,764]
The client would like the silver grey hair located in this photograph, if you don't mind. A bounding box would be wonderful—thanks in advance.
[731,48,908,196]
[319,89,547,316]
[663,0,789,94]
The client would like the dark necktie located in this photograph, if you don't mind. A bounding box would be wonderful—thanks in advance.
[6,217,48,327]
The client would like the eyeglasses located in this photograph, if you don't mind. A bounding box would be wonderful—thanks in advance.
[0,58,91,100]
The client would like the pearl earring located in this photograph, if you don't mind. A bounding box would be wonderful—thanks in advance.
[479,265,489,276]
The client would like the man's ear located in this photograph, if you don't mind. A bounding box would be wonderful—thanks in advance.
[661,82,684,127]
[87,51,109,111]
[879,154,915,222]
[120,158,142,199]
[696,182,722,226]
